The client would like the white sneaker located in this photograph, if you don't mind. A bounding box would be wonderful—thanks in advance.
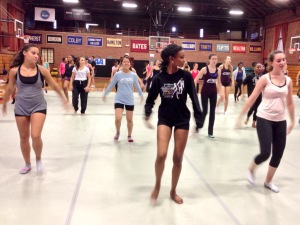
[246,170,255,185]
[208,134,215,138]
[224,111,229,115]
[215,107,219,113]
[264,182,279,193]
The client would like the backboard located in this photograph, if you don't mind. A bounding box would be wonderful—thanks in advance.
[149,36,170,51]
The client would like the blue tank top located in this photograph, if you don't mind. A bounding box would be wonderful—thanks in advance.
[236,71,243,81]
[201,66,218,96]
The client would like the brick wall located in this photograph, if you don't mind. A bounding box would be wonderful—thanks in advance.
[26,30,263,74]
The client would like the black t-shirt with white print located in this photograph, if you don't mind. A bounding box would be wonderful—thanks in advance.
[145,69,203,129]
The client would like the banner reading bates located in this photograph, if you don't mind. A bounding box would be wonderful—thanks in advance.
[130,40,149,53]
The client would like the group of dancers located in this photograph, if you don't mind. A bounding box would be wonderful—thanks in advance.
[1,43,296,204]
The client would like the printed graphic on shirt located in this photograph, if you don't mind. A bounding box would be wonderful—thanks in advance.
[120,77,134,84]
[207,78,217,84]
[222,72,230,76]
[161,78,184,99]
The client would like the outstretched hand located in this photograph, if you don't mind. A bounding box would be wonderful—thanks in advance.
[144,116,154,129]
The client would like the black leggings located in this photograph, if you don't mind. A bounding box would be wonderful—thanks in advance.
[234,80,243,101]
[247,95,262,121]
[255,117,286,168]
[200,93,217,135]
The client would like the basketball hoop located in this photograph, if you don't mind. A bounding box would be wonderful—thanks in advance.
[23,35,30,44]
[289,48,296,54]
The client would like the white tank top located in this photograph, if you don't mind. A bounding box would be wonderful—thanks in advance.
[257,73,290,121]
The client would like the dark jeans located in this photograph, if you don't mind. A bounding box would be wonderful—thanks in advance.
[255,117,286,168]
[72,80,88,113]
[234,80,243,101]
[200,93,217,135]
[247,95,262,121]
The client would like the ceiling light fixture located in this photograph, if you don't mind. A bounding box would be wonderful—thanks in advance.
[178,7,192,12]
[229,10,243,15]
[63,0,79,3]
[122,3,137,8]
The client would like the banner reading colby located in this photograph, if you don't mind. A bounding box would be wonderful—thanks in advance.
[130,40,148,53]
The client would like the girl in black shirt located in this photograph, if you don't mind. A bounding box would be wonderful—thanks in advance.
[145,44,203,204]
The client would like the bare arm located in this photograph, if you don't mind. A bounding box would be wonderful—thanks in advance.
[194,67,206,86]
[296,71,300,86]
[69,71,75,90]
[216,68,221,93]
[39,65,67,103]
[2,68,17,103]
[286,79,295,134]
[85,72,91,90]
[238,76,267,118]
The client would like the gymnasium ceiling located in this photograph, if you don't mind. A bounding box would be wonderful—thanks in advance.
[24,0,300,37]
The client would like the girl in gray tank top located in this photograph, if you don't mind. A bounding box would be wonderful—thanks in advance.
[2,44,67,175]
[14,65,47,116]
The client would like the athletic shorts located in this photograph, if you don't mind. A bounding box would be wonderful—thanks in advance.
[221,82,231,87]
[114,103,134,111]
[158,120,189,130]
[15,109,47,117]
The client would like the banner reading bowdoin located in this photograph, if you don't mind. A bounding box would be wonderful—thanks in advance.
[130,40,148,53]
[47,35,62,44]
[107,38,122,47]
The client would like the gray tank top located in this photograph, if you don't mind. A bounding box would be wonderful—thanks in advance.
[14,65,47,116]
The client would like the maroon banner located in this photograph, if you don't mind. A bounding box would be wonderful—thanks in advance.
[130,40,149,53]
[232,44,246,53]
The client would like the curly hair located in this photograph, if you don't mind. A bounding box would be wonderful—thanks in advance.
[160,44,183,72]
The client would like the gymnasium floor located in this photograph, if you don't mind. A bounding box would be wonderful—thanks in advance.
[0,90,299,225]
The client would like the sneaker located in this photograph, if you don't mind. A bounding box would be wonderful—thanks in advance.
[90,85,95,88]
[224,111,229,115]
[246,170,255,185]
[208,134,215,138]
[215,107,219,113]
[264,182,279,193]
[36,160,43,173]
[19,165,31,174]
[128,136,134,142]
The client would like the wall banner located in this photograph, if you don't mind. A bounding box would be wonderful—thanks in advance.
[232,44,246,53]
[199,43,212,51]
[26,34,42,44]
[35,7,55,22]
[64,9,91,21]
[216,43,230,52]
[130,40,149,53]
[182,41,196,51]
[46,34,62,44]
[107,38,122,47]
[95,58,106,65]
[249,45,262,53]
[67,36,83,45]
[87,37,103,47]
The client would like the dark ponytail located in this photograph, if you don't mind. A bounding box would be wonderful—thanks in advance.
[10,43,37,68]
[160,44,183,72]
